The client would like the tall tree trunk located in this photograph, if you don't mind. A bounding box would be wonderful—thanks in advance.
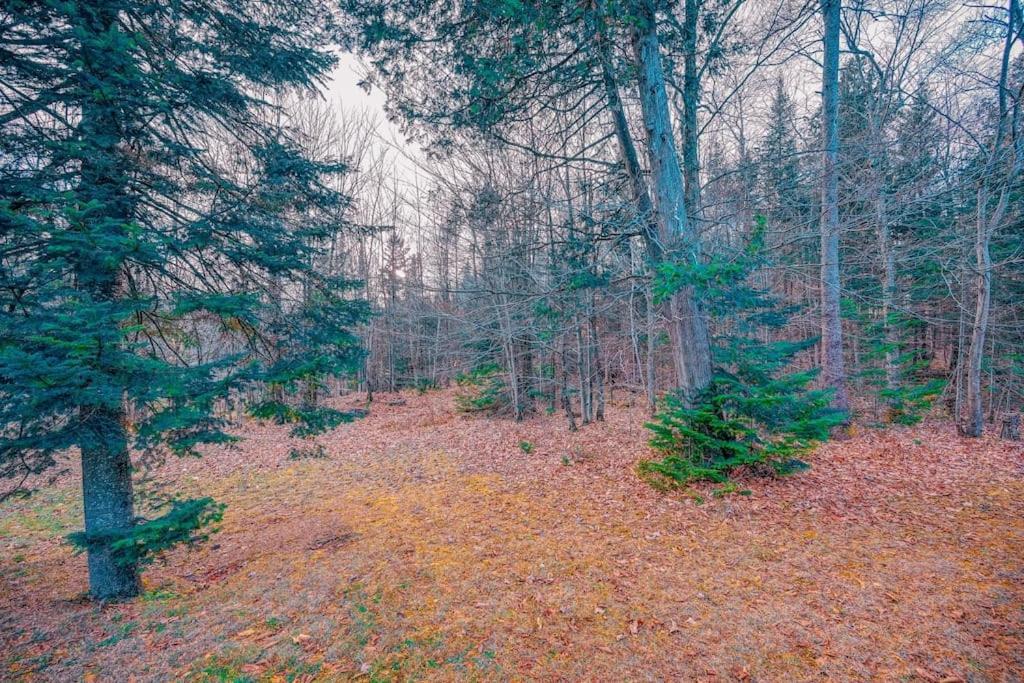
[681,0,702,227]
[589,302,606,421]
[953,241,969,421]
[627,277,645,403]
[81,407,140,600]
[963,0,1016,437]
[560,338,578,432]
[594,4,663,410]
[964,186,1005,436]
[593,2,711,401]
[631,0,712,399]
[964,209,992,437]
[576,318,591,424]
[593,1,658,258]
[818,0,850,413]
[645,284,658,414]
[877,192,899,410]
[75,2,141,600]
[548,348,559,414]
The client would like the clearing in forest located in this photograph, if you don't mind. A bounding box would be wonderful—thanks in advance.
[2,390,1022,681]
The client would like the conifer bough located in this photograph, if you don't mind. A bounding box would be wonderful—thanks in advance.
[0,0,369,599]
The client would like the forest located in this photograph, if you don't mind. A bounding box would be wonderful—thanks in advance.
[1,0,1022,680]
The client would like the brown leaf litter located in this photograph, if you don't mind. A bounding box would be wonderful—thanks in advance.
[1,389,1022,681]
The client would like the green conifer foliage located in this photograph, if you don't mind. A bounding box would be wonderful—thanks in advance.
[454,363,510,414]
[857,310,946,425]
[638,218,845,489]
[1,0,368,598]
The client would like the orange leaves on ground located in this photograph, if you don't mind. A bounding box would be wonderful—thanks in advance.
[0,388,1022,681]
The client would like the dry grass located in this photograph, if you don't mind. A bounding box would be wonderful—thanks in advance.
[2,389,1022,681]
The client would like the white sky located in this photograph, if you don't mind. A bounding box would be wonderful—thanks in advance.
[322,53,423,177]
[323,55,390,128]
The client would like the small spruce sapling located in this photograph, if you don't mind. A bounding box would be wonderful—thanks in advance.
[638,216,845,490]
[857,310,945,425]
[454,363,510,414]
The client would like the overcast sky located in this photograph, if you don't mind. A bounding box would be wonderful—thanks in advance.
[322,53,425,181]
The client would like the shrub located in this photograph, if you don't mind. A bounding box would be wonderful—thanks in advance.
[415,378,440,395]
[639,216,845,489]
[288,443,327,460]
[639,356,842,488]
[454,363,509,414]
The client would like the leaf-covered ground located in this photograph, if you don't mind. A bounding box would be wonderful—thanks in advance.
[2,390,1022,682]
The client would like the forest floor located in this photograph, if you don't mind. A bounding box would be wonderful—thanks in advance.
[1,389,1023,682]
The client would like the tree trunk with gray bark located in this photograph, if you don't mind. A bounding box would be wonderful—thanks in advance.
[630,0,713,400]
[818,0,850,414]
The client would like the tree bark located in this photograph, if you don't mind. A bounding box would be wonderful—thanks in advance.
[681,0,702,227]
[593,1,658,259]
[964,186,1002,436]
[630,0,713,399]
[877,191,900,409]
[81,407,140,600]
[560,337,578,432]
[818,0,850,413]
[1001,414,1021,441]
[592,1,712,400]
[589,302,606,421]
[75,1,141,600]
[576,318,590,423]
[962,0,1016,437]
[645,284,657,413]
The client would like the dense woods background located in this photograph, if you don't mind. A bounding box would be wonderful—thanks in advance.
[332,0,1023,434]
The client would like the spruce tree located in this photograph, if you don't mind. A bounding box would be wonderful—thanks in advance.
[639,218,845,490]
[1,0,368,599]
[856,87,948,424]
[757,78,809,232]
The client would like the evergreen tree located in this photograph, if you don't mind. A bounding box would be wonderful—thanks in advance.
[639,218,845,489]
[1,0,368,599]
[835,67,950,423]
[755,77,816,325]
[757,78,809,232]
[857,86,948,424]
